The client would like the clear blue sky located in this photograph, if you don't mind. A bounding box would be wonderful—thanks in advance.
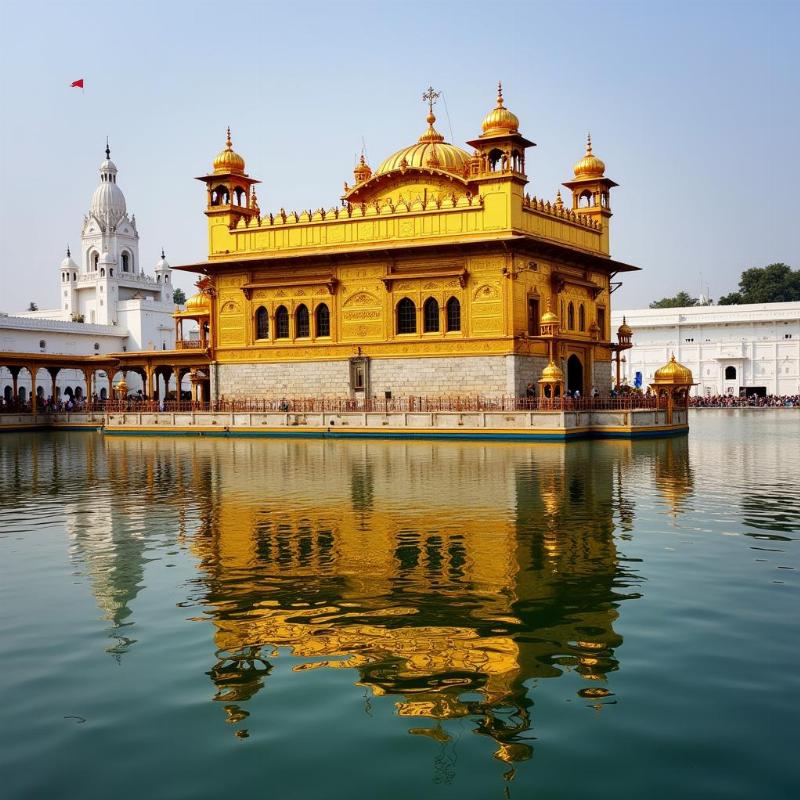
[1,0,797,311]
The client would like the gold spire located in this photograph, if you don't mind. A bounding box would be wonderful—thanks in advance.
[213,127,245,174]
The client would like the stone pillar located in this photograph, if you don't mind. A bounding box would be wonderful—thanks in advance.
[10,367,20,404]
[29,365,38,412]
[145,365,154,399]
[48,367,59,403]
[173,367,181,402]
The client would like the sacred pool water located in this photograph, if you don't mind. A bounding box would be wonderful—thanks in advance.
[0,410,797,799]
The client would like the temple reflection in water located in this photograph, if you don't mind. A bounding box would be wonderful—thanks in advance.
[0,431,694,766]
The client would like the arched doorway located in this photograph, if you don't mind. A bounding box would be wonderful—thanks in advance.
[567,355,584,396]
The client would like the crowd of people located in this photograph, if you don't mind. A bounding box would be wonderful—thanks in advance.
[690,394,800,408]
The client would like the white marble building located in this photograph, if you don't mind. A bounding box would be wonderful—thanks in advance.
[1,145,179,399]
[612,302,800,396]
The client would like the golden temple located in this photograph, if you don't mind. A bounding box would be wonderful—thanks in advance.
[178,84,639,401]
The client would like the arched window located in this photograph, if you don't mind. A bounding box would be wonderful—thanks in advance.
[100,268,105,277]
[211,185,229,206]
[315,303,330,337]
[255,306,269,340]
[579,191,592,208]
[397,298,416,334]
[423,298,439,332]
[122,252,130,272]
[296,304,310,337]
[92,252,99,271]
[446,297,461,332]
[567,302,575,330]
[275,306,289,339]
[488,148,503,172]
[725,365,737,380]
[579,304,586,332]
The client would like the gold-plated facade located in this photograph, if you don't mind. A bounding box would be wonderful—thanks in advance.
[183,87,640,398]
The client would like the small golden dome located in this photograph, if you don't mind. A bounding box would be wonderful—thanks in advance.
[653,354,693,385]
[481,82,520,136]
[114,378,128,395]
[541,309,559,324]
[213,127,245,174]
[185,292,211,314]
[353,154,372,183]
[539,361,565,382]
[573,134,605,178]
[617,316,633,337]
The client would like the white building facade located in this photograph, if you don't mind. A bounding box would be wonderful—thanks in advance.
[1,145,179,400]
[612,302,800,396]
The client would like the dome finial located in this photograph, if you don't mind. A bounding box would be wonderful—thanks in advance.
[422,85,440,126]
[586,132,592,154]
[225,127,232,150]
[105,137,110,159]
[161,247,165,259]
[66,245,70,257]
[497,81,504,107]
[418,86,445,144]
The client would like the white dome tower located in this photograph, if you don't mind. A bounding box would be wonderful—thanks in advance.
[153,249,173,304]
[78,142,140,323]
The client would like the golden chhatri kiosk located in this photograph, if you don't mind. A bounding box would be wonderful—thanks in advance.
[178,85,640,402]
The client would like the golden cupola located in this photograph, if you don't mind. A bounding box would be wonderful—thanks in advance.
[541,308,559,325]
[184,292,212,315]
[540,361,565,382]
[652,355,694,386]
[353,154,372,183]
[480,82,520,136]
[573,134,606,178]
[213,127,246,175]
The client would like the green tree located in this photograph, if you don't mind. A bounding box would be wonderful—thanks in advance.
[718,263,800,305]
[172,288,187,306]
[649,291,698,309]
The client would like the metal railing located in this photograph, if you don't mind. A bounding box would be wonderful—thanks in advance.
[1,395,667,416]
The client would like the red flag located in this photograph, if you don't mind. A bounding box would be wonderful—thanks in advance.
[70,79,84,88]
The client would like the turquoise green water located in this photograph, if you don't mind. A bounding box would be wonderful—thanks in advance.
[0,411,798,799]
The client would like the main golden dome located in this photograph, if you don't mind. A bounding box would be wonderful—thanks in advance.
[573,134,605,178]
[653,355,693,385]
[213,127,245,174]
[481,82,520,136]
[375,110,471,177]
